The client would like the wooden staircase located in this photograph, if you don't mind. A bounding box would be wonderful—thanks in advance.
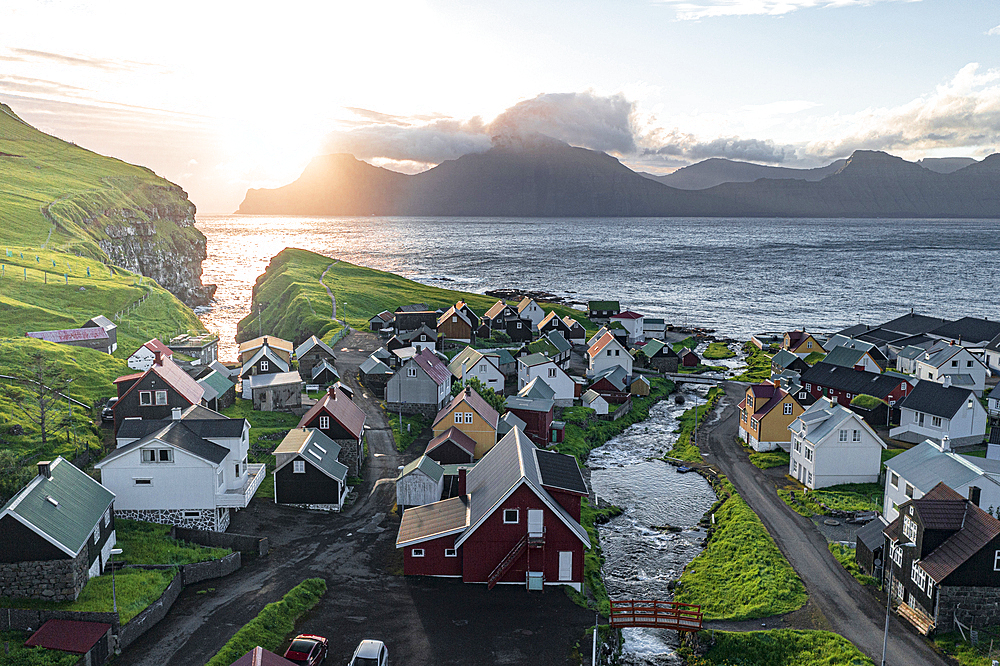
[487,534,527,589]
[897,602,935,635]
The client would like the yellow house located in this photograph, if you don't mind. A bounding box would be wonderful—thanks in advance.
[432,388,500,459]
[738,382,804,452]
[783,330,824,358]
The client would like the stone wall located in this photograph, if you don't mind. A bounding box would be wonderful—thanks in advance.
[115,508,226,532]
[936,585,1000,634]
[173,527,269,559]
[118,572,183,649]
[649,357,679,374]
[337,437,363,477]
[385,402,439,419]
[0,548,89,602]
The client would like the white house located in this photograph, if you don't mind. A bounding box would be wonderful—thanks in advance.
[913,341,989,397]
[609,311,645,343]
[396,455,445,508]
[95,405,264,531]
[890,380,987,447]
[586,331,633,377]
[984,334,1000,376]
[517,353,575,406]
[643,318,666,340]
[988,392,1000,417]
[516,298,545,328]
[787,398,883,490]
[448,347,506,395]
[582,389,609,415]
[127,339,174,372]
[883,439,1000,522]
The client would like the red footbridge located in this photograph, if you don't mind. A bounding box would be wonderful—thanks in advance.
[609,600,704,633]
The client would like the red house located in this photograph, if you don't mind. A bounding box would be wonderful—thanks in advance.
[297,386,366,476]
[112,352,205,432]
[396,428,590,591]
[799,362,914,408]
[504,396,555,447]
[677,347,700,368]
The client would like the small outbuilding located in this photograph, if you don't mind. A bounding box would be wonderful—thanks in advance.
[425,427,477,464]
[582,389,609,416]
[310,359,341,387]
[854,515,888,579]
[243,371,303,412]
[397,455,445,509]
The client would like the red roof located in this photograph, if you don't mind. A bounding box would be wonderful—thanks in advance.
[426,426,477,456]
[25,619,111,654]
[113,372,145,384]
[433,388,500,429]
[611,311,643,320]
[587,331,617,357]
[142,338,173,356]
[229,646,298,666]
[297,386,366,439]
[115,355,205,405]
[413,348,452,387]
[26,327,109,343]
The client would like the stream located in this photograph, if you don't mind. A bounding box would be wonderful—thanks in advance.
[588,385,718,665]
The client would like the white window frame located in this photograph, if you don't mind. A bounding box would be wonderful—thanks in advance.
[139,390,152,406]
[260,359,269,372]
[293,460,306,473]
[104,509,111,527]
[319,415,330,430]
[184,510,201,518]
[903,516,917,542]
[994,550,1000,571]
[412,548,425,558]
[503,509,519,524]
[155,390,168,405]
[783,403,793,415]
[134,478,152,486]
[852,430,860,442]
[839,429,848,442]
[445,548,457,558]
[93,527,100,544]
[464,412,474,424]
[932,416,942,428]
[407,366,417,377]
[454,412,463,424]
[890,472,899,488]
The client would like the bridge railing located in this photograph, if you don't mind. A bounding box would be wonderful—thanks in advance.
[609,599,703,632]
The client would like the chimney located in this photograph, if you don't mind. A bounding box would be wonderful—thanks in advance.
[154,350,163,366]
[172,407,182,420]
[941,434,951,452]
[943,375,952,388]
[969,485,982,507]
[37,460,52,478]
[458,467,467,495]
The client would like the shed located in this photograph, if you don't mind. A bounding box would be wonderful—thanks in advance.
[425,427,477,464]
[855,515,888,578]
[630,375,650,396]
[243,371,303,411]
[582,389,609,416]
[26,619,112,666]
[397,455,445,509]
[273,428,348,511]
[310,359,341,386]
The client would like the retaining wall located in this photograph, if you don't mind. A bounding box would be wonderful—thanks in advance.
[173,527,269,559]
[1,606,119,633]
[118,573,183,649]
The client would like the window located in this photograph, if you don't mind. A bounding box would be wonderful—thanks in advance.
[807,472,813,485]
[104,509,111,527]
[932,416,942,427]
[750,418,758,429]
[994,550,1000,571]
[412,548,425,557]
[805,383,811,391]
[218,470,224,488]
[139,391,152,406]
[903,516,917,542]
[968,399,975,410]
[805,447,814,461]
[846,393,852,399]
[911,561,926,588]
[839,429,848,442]
[852,430,860,442]
[607,349,612,356]
[504,509,519,524]
[260,359,269,372]
[235,463,241,477]
[93,528,99,544]
[464,412,474,424]
[905,483,914,498]
[784,403,793,415]
[134,478,152,486]
[900,382,906,391]
[293,460,305,473]
[967,360,974,368]
[153,390,167,405]
[142,449,172,463]
[952,360,959,367]
[807,341,813,349]
[794,439,802,453]
[792,461,797,474]
[891,544,903,567]
[454,412,462,424]
[891,472,899,488]
[799,392,807,400]
[184,511,201,518]
[479,364,486,373]
[548,368,557,378]
[319,415,330,430]
[445,548,457,557]
[452,316,457,323]
[615,349,620,356]
[516,322,522,329]
[407,367,417,377]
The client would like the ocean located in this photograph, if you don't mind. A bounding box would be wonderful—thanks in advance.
[195,215,1000,361]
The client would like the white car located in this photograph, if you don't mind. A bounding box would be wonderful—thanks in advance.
[348,639,388,666]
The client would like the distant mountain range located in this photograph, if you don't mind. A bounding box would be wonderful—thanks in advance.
[237,134,1000,218]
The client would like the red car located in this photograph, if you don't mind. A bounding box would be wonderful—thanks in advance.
[283,634,329,665]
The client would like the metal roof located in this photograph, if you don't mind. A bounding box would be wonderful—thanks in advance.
[297,387,366,439]
[433,388,500,430]
[788,398,868,445]
[545,331,572,353]
[99,419,232,466]
[274,428,347,482]
[898,381,976,419]
[448,347,489,379]
[359,355,392,375]
[396,495,470,547]
[413,348,452,387]
[592,365,628,391]
[823,346,868,369]
[534,449,587,494]
[311,359,340,381]
[505,396,554,413]
[498,412,527,436]
[26,327,108,343]
[294,335,337,361]
[855,515,888,552]
[771,349,800,369]
[426,427,477,457]
[884,441,1000,495]
[519,352,554,367]
[400,455,445,484]
[799,362,909,399]
[241,346,291,376]
[877,313,950,336]
[930,317,1000,346]
[245,371,303,389]
[1,457,114,558]
[520,376,556,400]
[25,619,112,654]
[238,335,293,355]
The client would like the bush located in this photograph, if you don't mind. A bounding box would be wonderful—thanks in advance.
[205,578,327,666]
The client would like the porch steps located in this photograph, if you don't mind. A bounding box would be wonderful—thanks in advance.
[897,602,935,635]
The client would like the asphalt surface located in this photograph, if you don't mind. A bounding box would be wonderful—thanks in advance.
[699,382,948,666]
[115,331,594,666]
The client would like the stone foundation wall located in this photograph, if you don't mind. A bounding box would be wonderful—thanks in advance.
[173,527,269,559]
[936,585,1000,634]
[116,508,227,532]
[385,402,439,419]
[649,357,679,374]
[0,547,90,602]
[336,437,363,477]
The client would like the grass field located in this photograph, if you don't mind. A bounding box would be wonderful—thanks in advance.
[675,480,807,620]
[828,542,878,587]
[935,629,1000,666]
[750,450,791,469]
[235,247,595,345]
[687,629,873,666]
[703,342,736,359]
[667,387,724,462]
[389,412,430,453]
[115,518,232,565]
[0,630,80,666]
[733,342,774,382]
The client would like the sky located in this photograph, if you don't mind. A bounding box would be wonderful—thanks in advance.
[2,0,999,213]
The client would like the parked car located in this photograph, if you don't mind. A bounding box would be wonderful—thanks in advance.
[348,639,388,666]
[101,397,118,422]
[283,634,329,666]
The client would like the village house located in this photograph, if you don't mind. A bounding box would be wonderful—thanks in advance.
[643,318,666,340]
[297,386,366,476]
[637,339,679,374]
[538,311,572,338]
[630,375,650,397]
[588,366,630,404]
[738,382,805,452]
[167,333,218,366]
[294,335,337,378]
[783,329,824,358]
[481,348,518,377]
[398,324,439,352]
[799,362,914,409]
[438,306,474,343]
[385,348,452,416]
[112,352,205,432]
[368,310,395,337]
[454,300,480,330]
[561,315,587,343]
[504,389,555,447]
[610,311,645,343]
[588,300,620,323]
[431,388,500,459]
[984,333,1000,375]
[238,335,293,368]
[82,315,118,352]
[242,371,303,412]
[359,354,393,397]
[273,428,348,511]
[770,349,810,376]
[912,341,988,397]
[448,347,506,395]
[0,458,116,601]
[26,324,115,355]
[928,316,1000,355]
[196,367,237,411]
[882,439,1000,522]
[822,340,887,373]
[394,310,440,335]
[96,404,262,531]
[788,398,883,489]
[544,331,573,367]
[517,353,575,406]
[586,331,633,377]
[677,347,700,368]
[396,456,446,509]
[396,427,590,591]
[890,380,987,447]
[517,298,546,328]
[425,427,478,464]
[582,389,610,416]
[128,338,174,371]
[989,391,1000,418]
[883,482,1000,635]
[309,359,340,387]
[481,301,533,343]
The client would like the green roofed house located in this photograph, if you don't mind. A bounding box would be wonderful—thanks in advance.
[197,368,237,411]
[0,458,116,601]
[396,455,446,509]
[588,300,621,323]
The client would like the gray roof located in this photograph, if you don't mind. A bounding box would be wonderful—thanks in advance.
[274,429,347,482]
[505,395,555,413]
[592,365,628,391]
[399,455,445,484]
[456,428,589,548]
[789,399,869,445]
[930,317,1000,346]
[246,371,303,389]
[897,345,927,361]
[855,515,889,552]
[311,359,340,381]
[497,411,527,436]
[582,389,605,404]
[519,352,553,368]
[117,412,245,441]
[241,345,290,375]
[520,376,556,400]
[878,313,950,336]
[899,381,976,419]
[480,348,516,366]
[534,449,588,494]
[295,335,337,361]
[99,419,232,466]
[823,345,868,369]
[885,441,1000,494]
[360,355,393,375]
[1,457,115,558]
[545,331,572,354]
[771,349,801,369]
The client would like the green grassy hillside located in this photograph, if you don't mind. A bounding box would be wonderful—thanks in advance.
[236,247,594,345]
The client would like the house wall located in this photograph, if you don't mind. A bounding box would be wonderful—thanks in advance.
[114,374,194,432]
[298,349,334,378]
[460,485,585,589]
[507,408,553,446]
[502,318,532,342]
[611,317,644,343]
[937,585,1000,634]
[789,335,823,358]
[589,343,633,377]
[882,468,1000,522]
[892,400,987,446]
[115,507,226,531]
[916,348,988,396]
[648,356,679,374]
[789,422,881,489]
[545,488,583,522]
[0,514,70,563]
[585,396,609,415]
[128,347,160,371]
[402,535,463,577]
[386,362,448,407]
[275,456,341,506]
[459,359,506,396]
[98,447,218,511]
[252,382,303,411]
[433,403,497,459]
[758,400,803,448]
[360,371,390,398]
[0,543,90,601]
[439,317,472,342]
[518,362,575,403]
[396,471,444,508]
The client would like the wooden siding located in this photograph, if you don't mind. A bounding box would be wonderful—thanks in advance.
[275,457,341,505]
[114,374,195,433]
[403,536,463,577]
[433,402,497,459]
[0,515,69,562]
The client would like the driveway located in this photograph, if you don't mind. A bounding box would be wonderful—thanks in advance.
[698,382,947,666]
[114,331,594,666]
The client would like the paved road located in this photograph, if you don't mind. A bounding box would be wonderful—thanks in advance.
[699,382,947,666]
[116,331,593,666]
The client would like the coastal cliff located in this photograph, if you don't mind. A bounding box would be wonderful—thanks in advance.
[0,103,215,306]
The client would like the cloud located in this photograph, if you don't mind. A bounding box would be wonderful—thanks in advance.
[322,117,491,165]
[642,129,793,162]
[654,0,916,20]
[0,48,162,72]
[988,24,1000,36]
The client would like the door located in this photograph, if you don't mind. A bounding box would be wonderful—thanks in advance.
[559,551,573,581]
[528,509,544,537]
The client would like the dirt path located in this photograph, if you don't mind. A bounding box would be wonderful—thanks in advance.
[320,262,339,322]
[697,382,947,665]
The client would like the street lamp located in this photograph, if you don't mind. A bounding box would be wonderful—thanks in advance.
[881,540,916,666]
[109,548,123,616]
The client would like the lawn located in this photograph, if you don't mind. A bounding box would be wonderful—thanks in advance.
[115,518,232,565]
[678,363,728,374]
[828,543,878,587]
[687,629,873,666]
[668,387,724,462]
[675,480,807,620]
[750,450,790,469]
[935,629,1000,666]
[810,483,883,513]
[671,336,699,352]
[703,342,735,360]
[222,398,301,499]
[733,342,773,382]
[0,631,79,666]
[388,411,430,453]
